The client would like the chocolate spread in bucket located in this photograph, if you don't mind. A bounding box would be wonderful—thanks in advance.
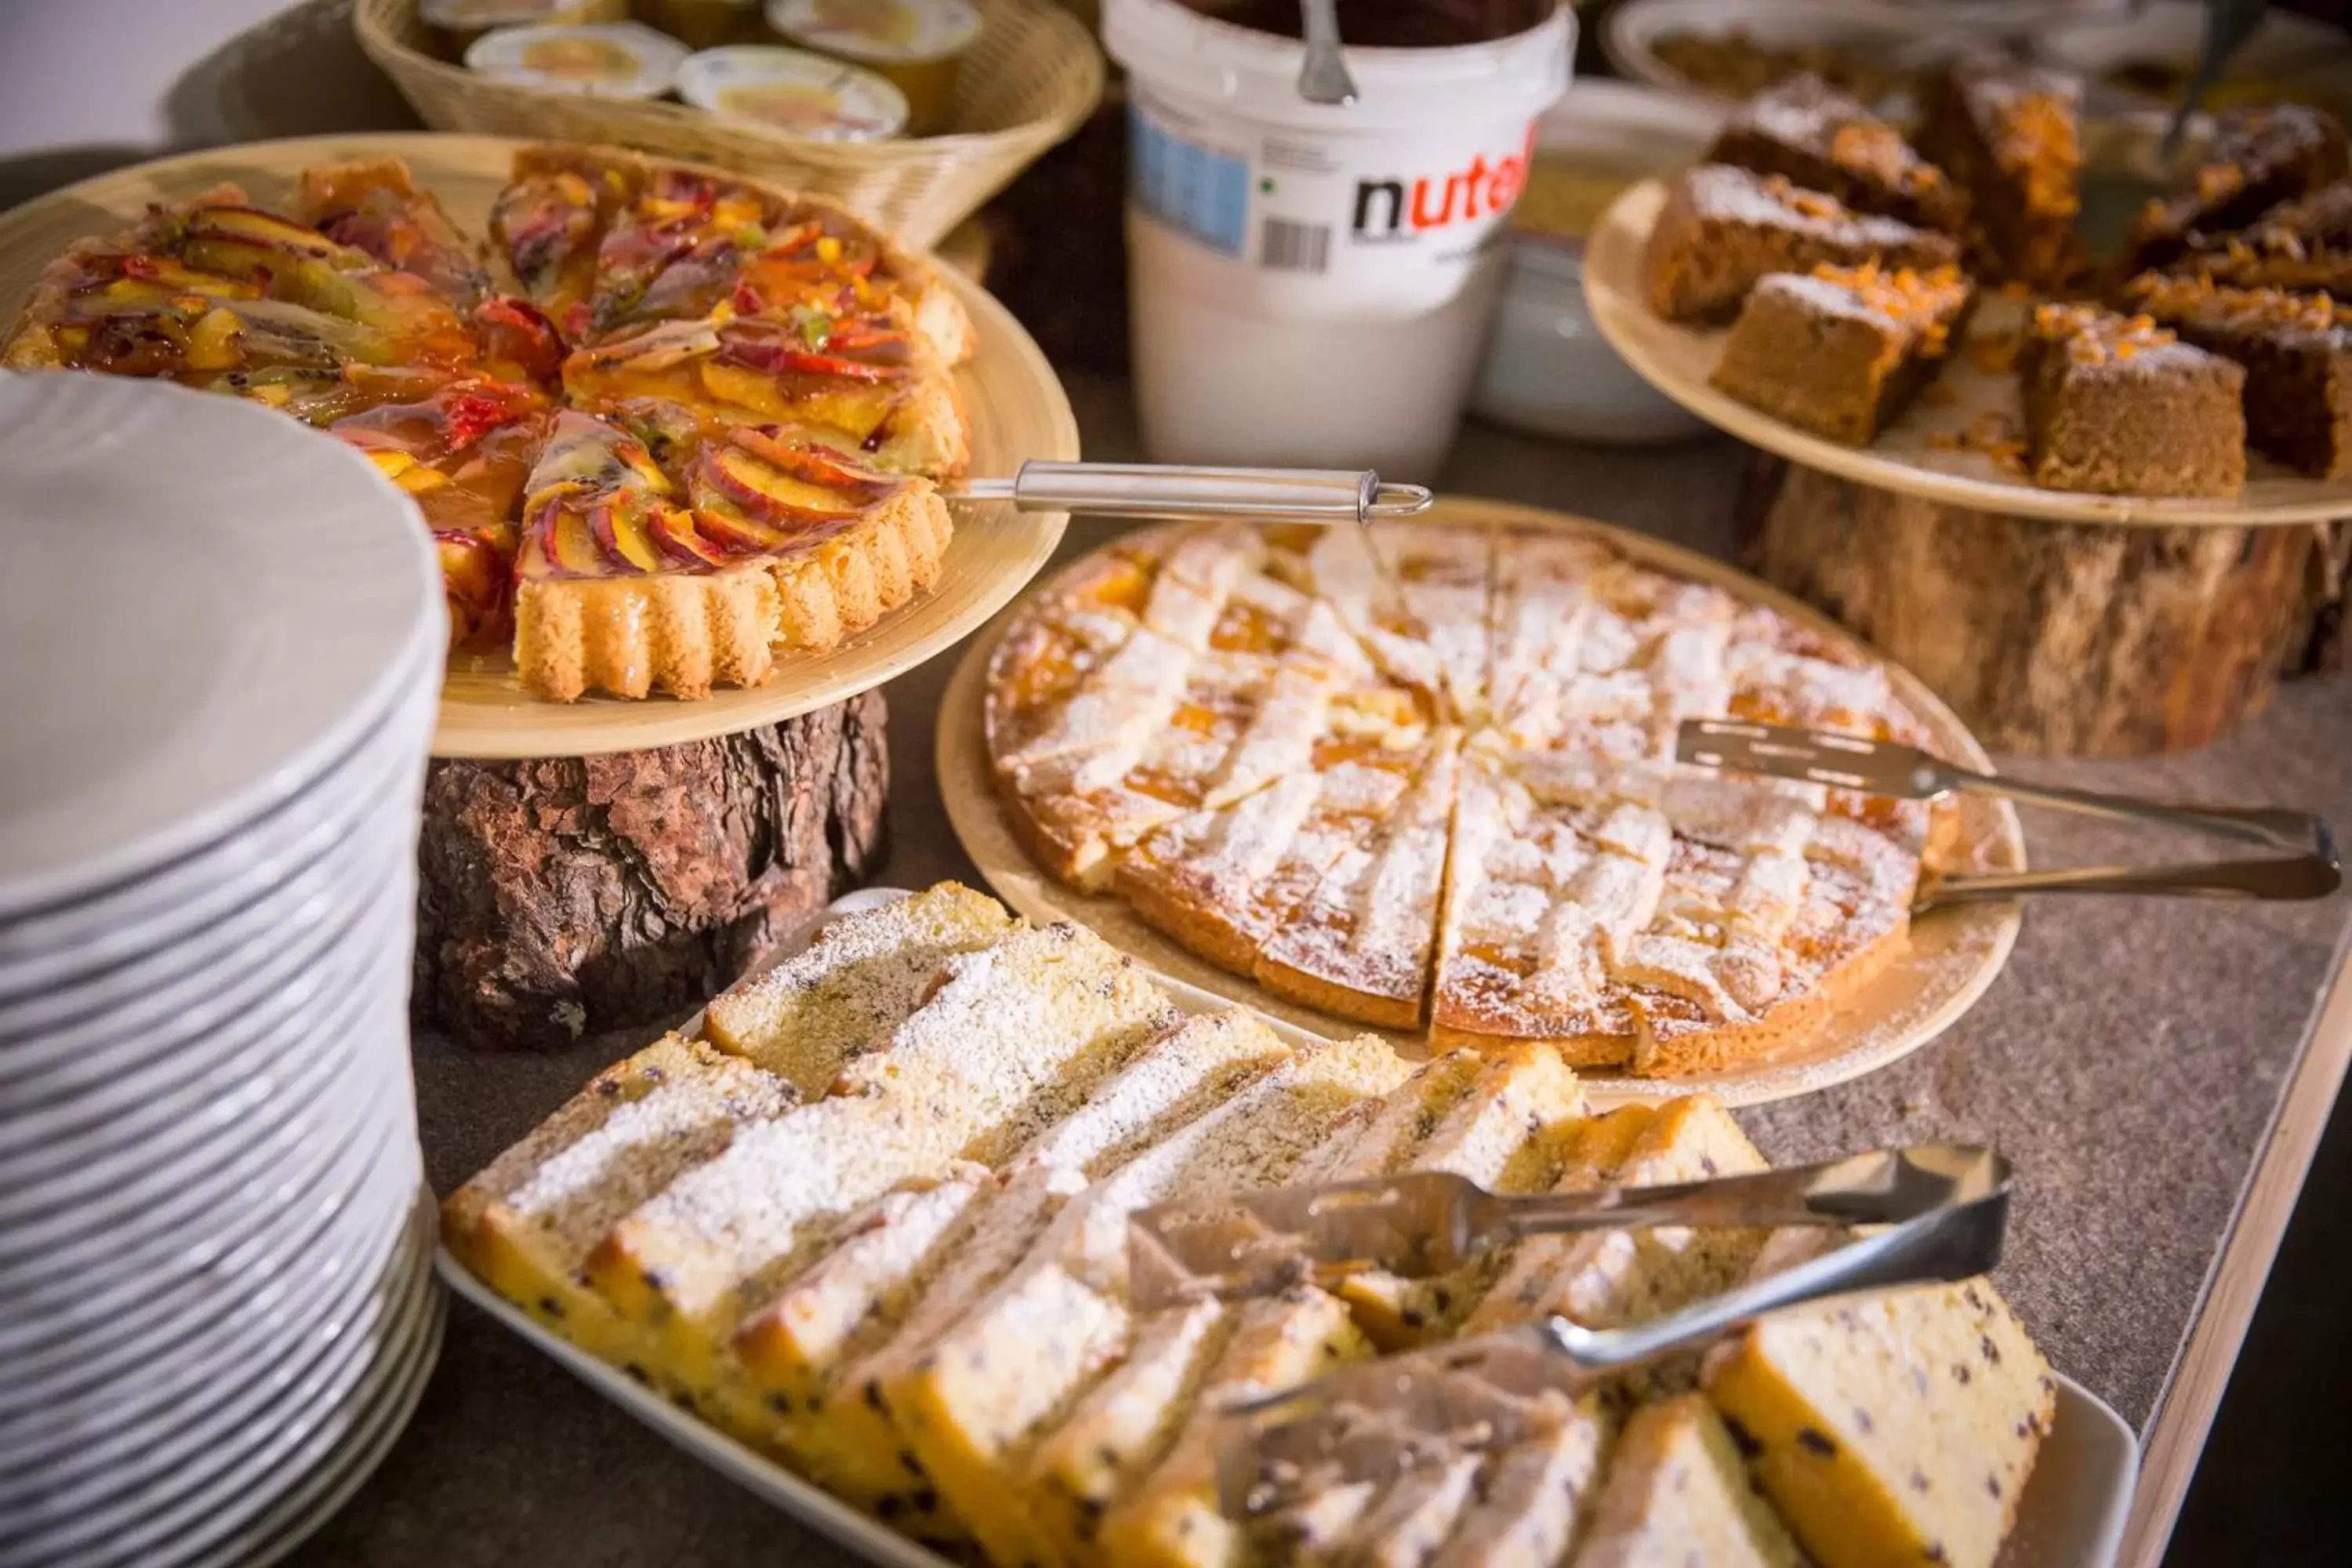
[1185,0,1555,51]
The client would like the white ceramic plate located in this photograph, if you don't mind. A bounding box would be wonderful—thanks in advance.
[0,695,424,1016]
[0,374,441,924]
[0,648,435,996]
[15,1197,436,1568]
[1604,0,1951,111]
[0,829,409,1117]
[0,1097,412,1434]
[0,1138,415,1498]
[194,1249,444,1568]
[0,881,407,1195]
[0,1011,408,1330]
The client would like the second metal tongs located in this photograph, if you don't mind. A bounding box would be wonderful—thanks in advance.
[1678,719,2341,915]
[944,462,1434,527]
[1129,1144,2001,1311]
[1210,1148,2011,1517]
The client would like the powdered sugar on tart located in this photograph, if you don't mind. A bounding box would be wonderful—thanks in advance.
[987,517,1942,1076]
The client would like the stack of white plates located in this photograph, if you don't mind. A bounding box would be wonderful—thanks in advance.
[0,373,448,1567]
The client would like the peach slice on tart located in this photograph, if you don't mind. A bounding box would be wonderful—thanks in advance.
[295,158,497,310]
[564,314,930,462]
[686,425,895,557]
[583,168,771,332]
[156,201,372,278]
[514,410,712,580]
[492,166,614,327]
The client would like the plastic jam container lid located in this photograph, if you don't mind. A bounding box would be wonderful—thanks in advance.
[677,45,910,140]
[465,22,690,97]
[423,0,626,34]
[764,0,982,65]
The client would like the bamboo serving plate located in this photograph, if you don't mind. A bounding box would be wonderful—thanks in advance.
[1583,177,2352,528]
[935,498,2027,1110]
[0,132,1079,760]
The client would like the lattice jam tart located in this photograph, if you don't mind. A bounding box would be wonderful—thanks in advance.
[2,145,975,702]
[984,519,1956,1079]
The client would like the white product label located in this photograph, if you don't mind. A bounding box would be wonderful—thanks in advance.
[1128,82,1537,316]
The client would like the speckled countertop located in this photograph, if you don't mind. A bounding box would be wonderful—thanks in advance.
[296,376,2352,1566]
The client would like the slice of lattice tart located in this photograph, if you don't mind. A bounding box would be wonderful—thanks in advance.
[513,410,950,700]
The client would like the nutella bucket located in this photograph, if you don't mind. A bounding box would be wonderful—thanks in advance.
[1104,0,1573,479]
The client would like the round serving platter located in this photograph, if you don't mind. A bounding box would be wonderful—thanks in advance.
[0,132,1081,760]
[1583,175,2352,528]
[937,497,2027,1110]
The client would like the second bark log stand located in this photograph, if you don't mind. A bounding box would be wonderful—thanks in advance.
[1737,453,2350,757]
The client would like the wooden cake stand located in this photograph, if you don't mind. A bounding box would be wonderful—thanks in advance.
[1584,178,2351,756]
[0,134,1080,1048]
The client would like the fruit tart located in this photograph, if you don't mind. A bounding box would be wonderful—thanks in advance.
[4,144,979,702]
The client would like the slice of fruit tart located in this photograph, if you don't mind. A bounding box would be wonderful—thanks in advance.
[514,411,949,700]
[2,145,978,702]
[490,145,973,367]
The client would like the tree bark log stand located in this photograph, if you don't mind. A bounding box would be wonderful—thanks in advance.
[1737,453,2349,756]
[414,691,889,1050]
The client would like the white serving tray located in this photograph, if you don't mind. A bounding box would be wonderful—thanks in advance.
[436,891,2139,1568]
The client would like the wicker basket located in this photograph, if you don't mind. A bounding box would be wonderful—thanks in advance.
[354,0,1103,247]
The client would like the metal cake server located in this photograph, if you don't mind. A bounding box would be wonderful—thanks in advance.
[1211,1156,2012,1518]
[944,462,1432,525]
[1127,1145,2005,1310]
[1676,719,2340,916]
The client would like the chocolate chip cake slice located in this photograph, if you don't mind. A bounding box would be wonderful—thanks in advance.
[1574,1395,1809,1568]
[1642,164,1963,325]
[1703,1230,2055,1568]
[1706,74,1967,234]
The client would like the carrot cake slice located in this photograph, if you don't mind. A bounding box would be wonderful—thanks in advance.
[2125,104,2349,274]
[1917,56,2082,288]
[1710,263,1975,445]
[2124,272,2352,478]
[1642,164,1962,325]
[2017,303,2248,497]
[1706,74,1966,234]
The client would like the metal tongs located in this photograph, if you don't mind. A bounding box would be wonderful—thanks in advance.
[1678,720,2340,916]
[943,462,1433,527]
[1207,1148,2012,1519]
[1129,1144,2002,1311]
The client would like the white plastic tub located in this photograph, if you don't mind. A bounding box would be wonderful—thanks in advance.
[1103,0,1573,481]
[1471,79,1722,444]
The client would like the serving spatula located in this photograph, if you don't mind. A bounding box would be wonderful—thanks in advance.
[1127,1144,2004,1311]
